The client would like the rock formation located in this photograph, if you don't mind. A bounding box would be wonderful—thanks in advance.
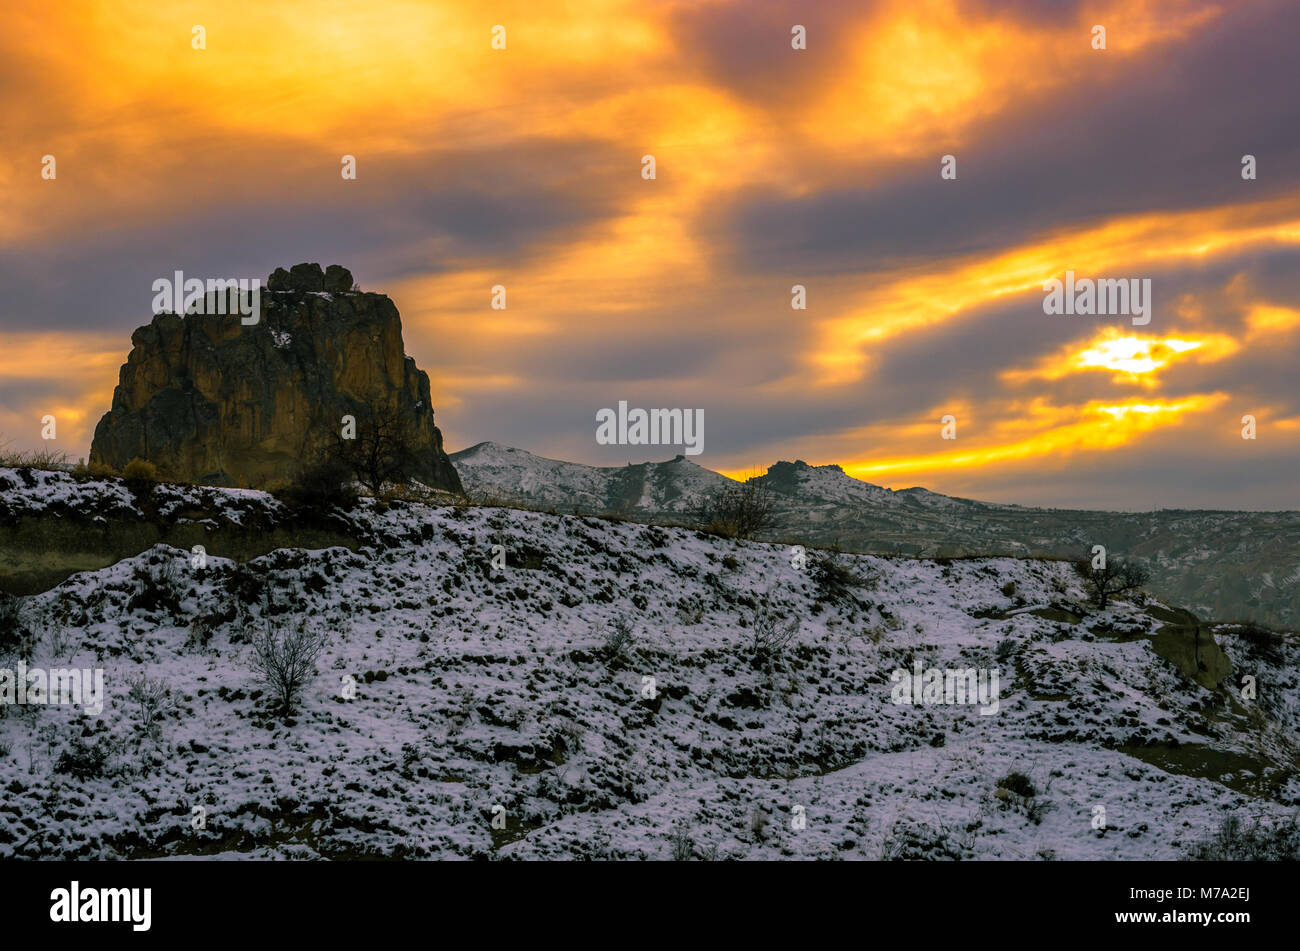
[90,263,463,493]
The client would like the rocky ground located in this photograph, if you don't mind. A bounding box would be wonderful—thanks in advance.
[0,468,1297,859]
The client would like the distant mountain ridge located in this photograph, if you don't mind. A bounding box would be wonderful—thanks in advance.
[450,442,1300,630]
[450,441,731,517]
[451,442,982,516]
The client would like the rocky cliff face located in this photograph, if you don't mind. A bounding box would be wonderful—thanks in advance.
[90,263,462,492]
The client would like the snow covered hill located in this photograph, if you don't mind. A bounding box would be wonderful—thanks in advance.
[450,445,1300,630]
[450,441,732,519]
[756,459,972,511]
[1,468,1297,860]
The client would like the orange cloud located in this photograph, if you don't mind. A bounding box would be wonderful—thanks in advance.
[802,0,1222,159]
[1002,328,1239,386]
[1,0,1289,507]
[1246,304,1300,336]
[834,394,1229,484]
[809,196,1300,385]
[0,333,122,454]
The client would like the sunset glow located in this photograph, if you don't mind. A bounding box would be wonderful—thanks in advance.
[2,0,1298,509]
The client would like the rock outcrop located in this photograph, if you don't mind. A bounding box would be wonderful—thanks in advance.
[90,263,463,492]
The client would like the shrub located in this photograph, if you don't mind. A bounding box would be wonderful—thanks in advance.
[224,563,265,608]
[449,685,476,733]
[670,820,694,861]
[997,770,1037,799]
[125,673,173,743]
[556,718,586,754]
[861,623,887,644]
[809,554,863,605]
[276,456,358,514]
[882,817,966,860]
[0,592,32,657]
[121,457,159,495]
[747,595,799,661]
[1183,815,1300,860]
[0,439,70,470]
[126,561,182,616]
[601,615,636,663]
[694,480,775,540]
[122,457,158,481]
[71,459,118,481]
[249,616,330,717]
[185,616,216,654]
[55,736,111,780]
[45,622,74,660]
[995,638,1018,663]
[995,771,1050,823]
[1231,624,1287,666]
[676,598,705,626]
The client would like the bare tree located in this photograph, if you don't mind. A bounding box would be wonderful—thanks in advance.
[249,615,329,717]
[331,401,422,493]
[694,479,776,539]
[1077,556,1149,609]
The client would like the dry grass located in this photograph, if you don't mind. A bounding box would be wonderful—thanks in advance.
[0,435,71,471]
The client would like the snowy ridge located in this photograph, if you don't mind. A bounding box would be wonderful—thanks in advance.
[451,441,733,517]
[0,467,283,524]
[451,445,988,515]
[447,445,1300,629]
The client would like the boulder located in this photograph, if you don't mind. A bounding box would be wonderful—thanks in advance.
[288,262,325,291]
[267,267,292,292]
[324,265,354,293]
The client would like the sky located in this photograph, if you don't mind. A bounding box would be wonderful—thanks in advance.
[2,0,1298,510]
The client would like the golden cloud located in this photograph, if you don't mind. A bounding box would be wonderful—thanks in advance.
[1001,328,1239,386]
